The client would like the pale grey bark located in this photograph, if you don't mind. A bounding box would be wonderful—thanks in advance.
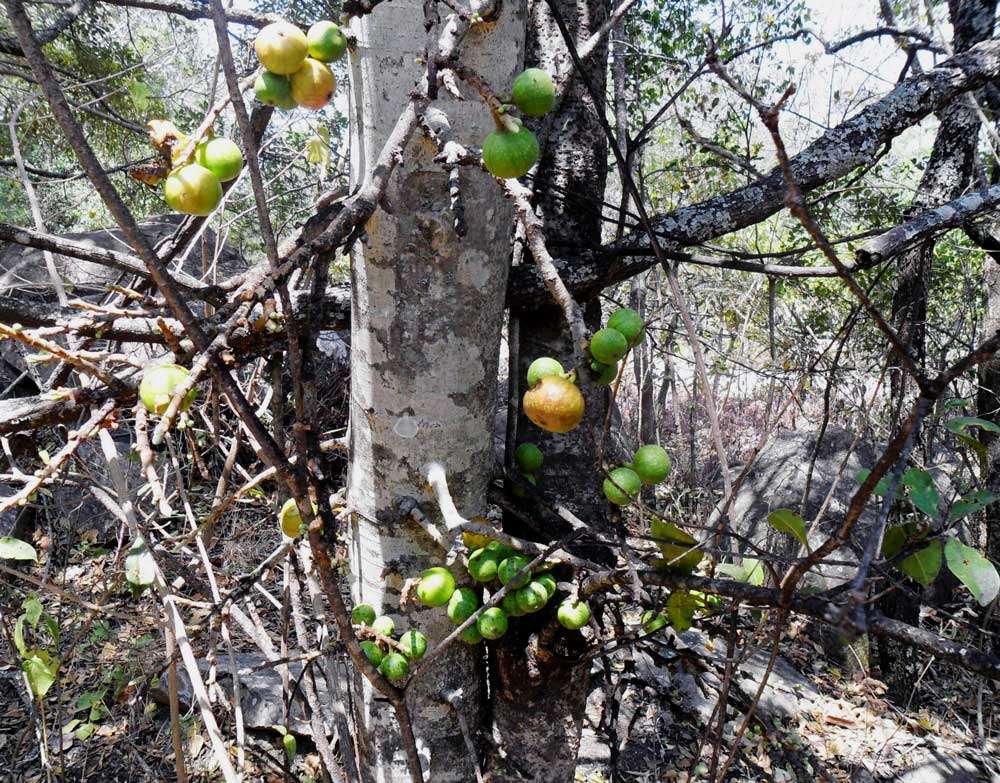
[346,2,524,780]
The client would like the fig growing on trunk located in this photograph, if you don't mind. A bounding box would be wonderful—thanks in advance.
[447,587,479,624]
[398,630,427,660]
[607,307,645,345]
[534,572,557,599]
[379,652,409,681]
[477,607,508,640]
[590,360,618,386]
[526,356,564,387]
[254,21,308,75]
[632,444,671,485]
[307,20,347,62]
[254,71,296,110]
[163,163,222,216]
[497,555,531,588]
[500,592,524,617]
[515,581,549,614]
[351,603,376,626]
[139,363,196,415]
[371,615,395,637]
[360,640,382,667]
[511,68,555,117]
[589,328,628,364]
[468,548,501,583]
[482,123,539,179]
[290,58,336,109]
[603,467,641,505]
[523,375,585,433]
[459,624,483,644]
[195,138,243,182]
[417,566,456,607]
[514,443,544,473]
[557,598,591,630]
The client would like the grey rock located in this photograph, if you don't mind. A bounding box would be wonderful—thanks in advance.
[47,433,141,540]
[157,652,333,735]
[896,751,990,783]
[0,482,26,539]
[735,650,822,720]
[0,215,246,391]
[0,214,244,294]
[716,426,880,589]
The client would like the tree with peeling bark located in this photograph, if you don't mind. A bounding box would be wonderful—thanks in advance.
[3,1,1000,781]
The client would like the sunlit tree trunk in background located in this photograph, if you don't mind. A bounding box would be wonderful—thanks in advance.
[883,0,995,702]
[495,1,611,779]
[346,3,524,779]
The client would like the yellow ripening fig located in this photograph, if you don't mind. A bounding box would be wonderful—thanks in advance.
[523,375,584,433]
[254,21,308,75]
[163,164,222,216]
[290,58,336,109]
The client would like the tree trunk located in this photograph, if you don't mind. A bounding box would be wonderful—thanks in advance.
[881,0,995,703]
[494,1,611,780]
[981,246,1000,568]
[346,4,524,780]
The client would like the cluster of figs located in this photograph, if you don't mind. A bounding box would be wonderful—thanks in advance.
[335,547,590,683]
[153,17,342,217]
[348,601,428,683]
[252,19,343,111]
[481,68,555,179]
[521,306,645,435]
[158,127,246,217]
[423,544,590,636]
[519,306,672,503]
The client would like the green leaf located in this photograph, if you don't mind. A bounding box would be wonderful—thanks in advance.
[22,595,43,627]
[766,509,809,548]
[127,80,150,112]
[856,468,893,498]
[22,649,58,699]
[0,536,37,561]
[716,559,764,586]
[944,538,1000,606]
[75,690,107,721]
[125,537,156,588]
[715,563,747,580]
[43,615,59,646]
[898,542,942,587]
[948,490,1000,523]
[744,557,765,586]
[902,469,939,518]
[882,525,907,559]
[13,615,26,656]
[75,722,96,741]
[946,418,999,463]
[944,416,1000,436]
[667,590,697,632]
